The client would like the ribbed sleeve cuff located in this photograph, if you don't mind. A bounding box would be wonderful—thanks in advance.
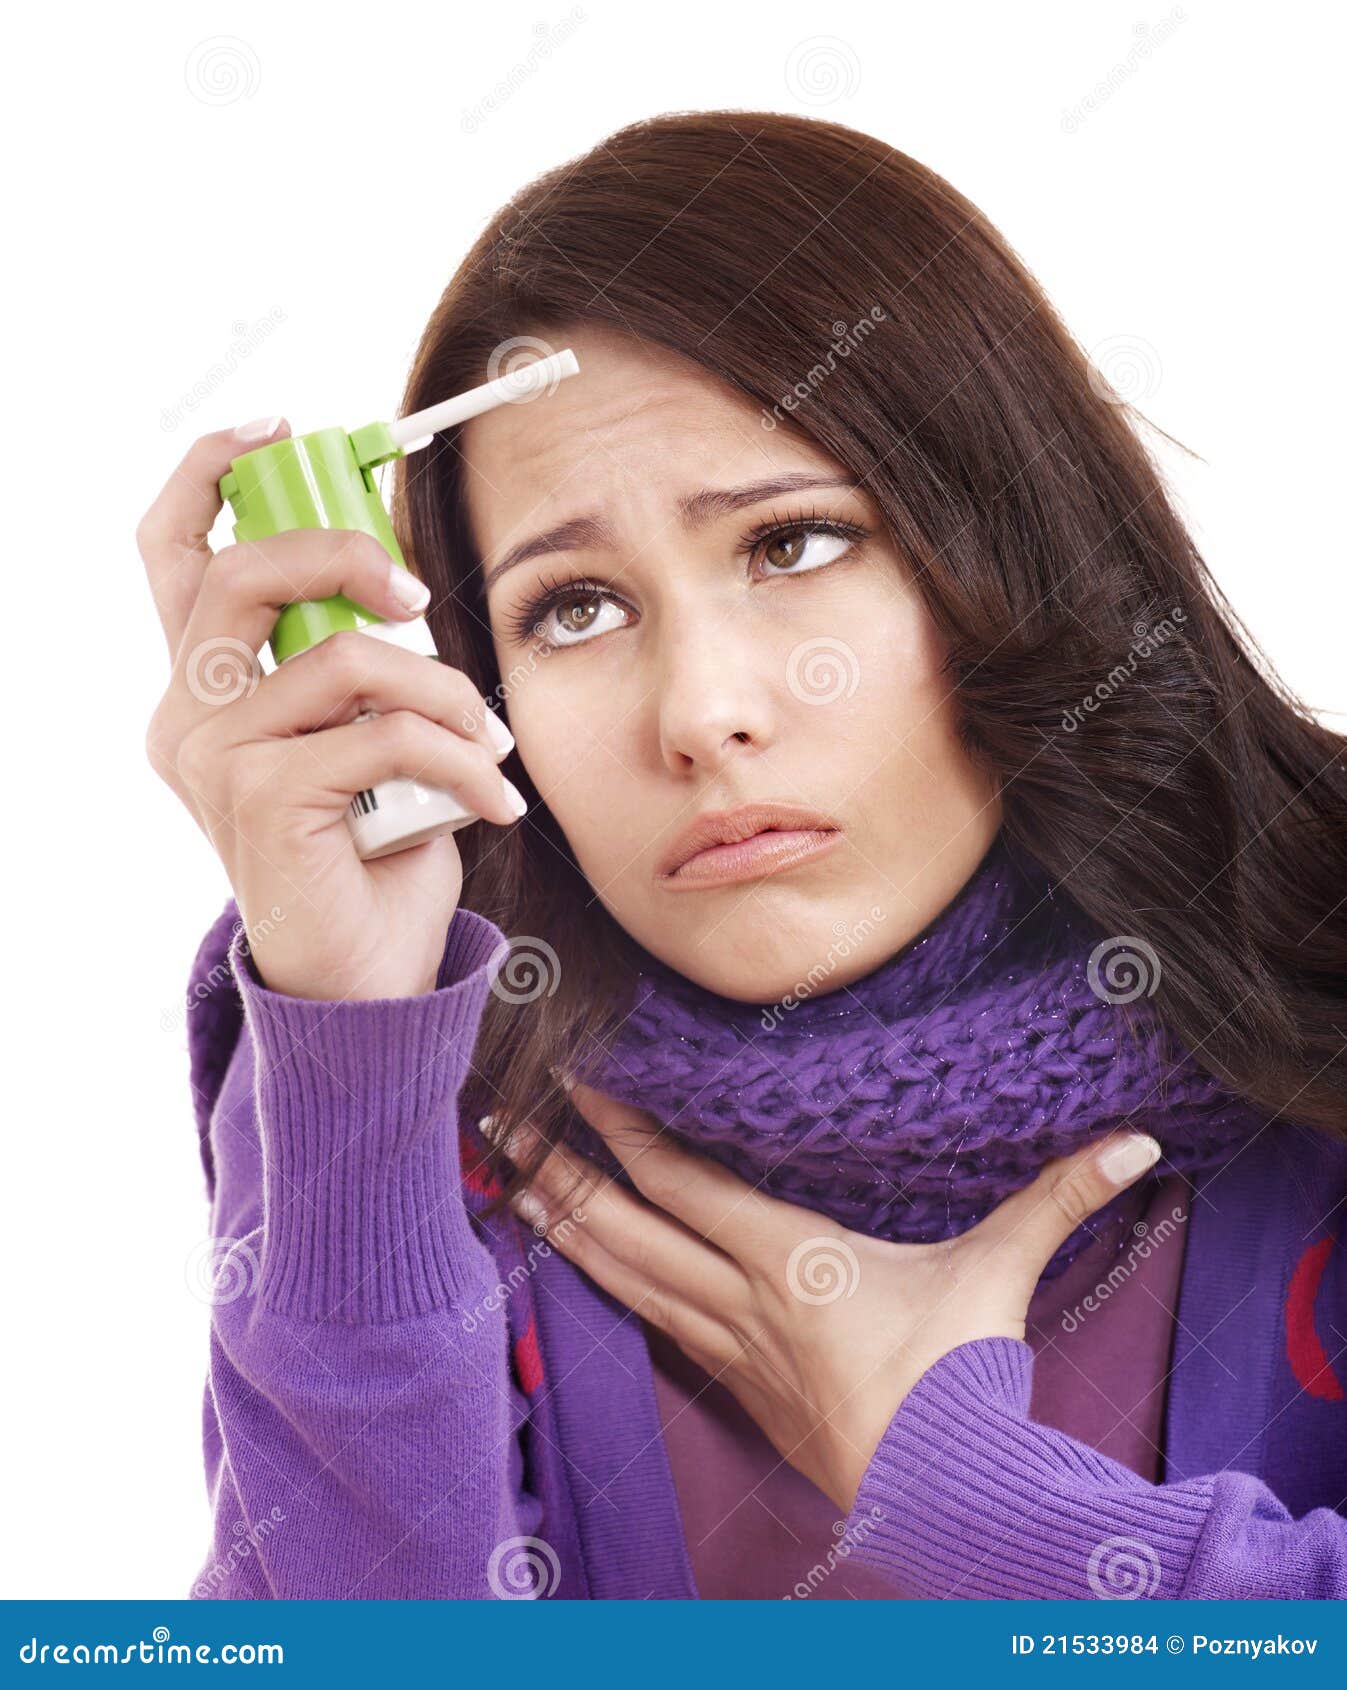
[843,1337,1213,1599]
[229,906,509,1324]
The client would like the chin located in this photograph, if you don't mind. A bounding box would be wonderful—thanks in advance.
[653,906,899,1006]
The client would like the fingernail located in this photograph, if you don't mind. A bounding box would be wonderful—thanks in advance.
[1099,1134,1162,1186]
[483,712,515,758]
[387,564,431,615]
[502,778,528,818]
[478,1113,500,1142]
[235,415,284,442]
[514,1189,548,1226]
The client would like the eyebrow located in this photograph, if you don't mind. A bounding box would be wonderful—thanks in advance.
[480,472,859,591]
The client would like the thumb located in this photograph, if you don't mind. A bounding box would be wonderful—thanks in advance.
[968,1131,1164,1277]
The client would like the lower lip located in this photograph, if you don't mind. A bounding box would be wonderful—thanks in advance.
[662,827,842,889]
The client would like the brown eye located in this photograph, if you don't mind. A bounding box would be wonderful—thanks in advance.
[557,594,603,634]
[763,532,808,572]
[753,525,857,578]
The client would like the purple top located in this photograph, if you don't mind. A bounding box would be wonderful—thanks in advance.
[645,1174,1190,1598]
[183,898,1347,1600]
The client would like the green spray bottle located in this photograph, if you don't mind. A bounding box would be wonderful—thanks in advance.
[217,348,580,860]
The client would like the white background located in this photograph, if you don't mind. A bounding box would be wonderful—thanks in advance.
[4,0,1342,1598]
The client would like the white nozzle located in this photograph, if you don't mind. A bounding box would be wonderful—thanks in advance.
[389,348,581,453]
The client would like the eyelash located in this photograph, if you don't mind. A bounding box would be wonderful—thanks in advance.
[500,506,870,650]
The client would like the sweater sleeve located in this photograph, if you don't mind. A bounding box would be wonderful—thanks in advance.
[842,1337,1347,1600]
[189,906,545,1600]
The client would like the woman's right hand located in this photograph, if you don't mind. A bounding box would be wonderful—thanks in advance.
[138,419,524,1002]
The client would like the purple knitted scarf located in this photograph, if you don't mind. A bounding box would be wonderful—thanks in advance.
[566,830,1263,1276]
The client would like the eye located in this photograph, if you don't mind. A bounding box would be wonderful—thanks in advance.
[499,510,867,652]
[501,573,631,650]
[755,525,856,576]
[739,507,868,581]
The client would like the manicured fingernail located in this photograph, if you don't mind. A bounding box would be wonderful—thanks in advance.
[1099,1134,1162,1186]
[514,1189,548,1226]
[387,564,431,615]
[478,1114,500,1141]
[235,415,284,442]
[483,712,515,757]
[502,778,528,818]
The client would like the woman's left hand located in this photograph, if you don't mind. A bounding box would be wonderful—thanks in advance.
[493,1081,1162,1515]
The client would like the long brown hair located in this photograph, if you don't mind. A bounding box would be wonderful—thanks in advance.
[390,110,1347,1217]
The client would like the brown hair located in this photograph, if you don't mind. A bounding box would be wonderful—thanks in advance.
[390,109,1347,1216]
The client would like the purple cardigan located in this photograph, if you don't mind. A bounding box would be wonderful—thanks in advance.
[183,899,1347,1600]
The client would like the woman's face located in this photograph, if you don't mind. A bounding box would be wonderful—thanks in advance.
[460,325,1001,1002]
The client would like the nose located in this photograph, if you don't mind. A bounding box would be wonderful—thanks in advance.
[654,614,776,777]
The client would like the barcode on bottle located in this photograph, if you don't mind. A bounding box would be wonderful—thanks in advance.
[350,788,379,817]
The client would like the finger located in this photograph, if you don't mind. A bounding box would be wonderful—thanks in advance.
[212,629,512,762]
[205,709,526,831]
[565,1079,789,1263]
[501,1125,746,1313]
[137,419,289,656]
[174,526,430,680]
[967,1131,1163,1278]
[508,1176,734,1361]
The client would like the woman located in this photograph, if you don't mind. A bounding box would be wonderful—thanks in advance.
[142,111,1347,1600]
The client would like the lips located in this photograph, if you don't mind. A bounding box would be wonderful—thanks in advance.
[657,802,843,885]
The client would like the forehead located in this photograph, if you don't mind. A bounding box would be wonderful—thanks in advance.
[458,326,841,553]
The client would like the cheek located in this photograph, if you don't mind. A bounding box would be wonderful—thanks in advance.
[504,670,637,869]
[850,590,988,814]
